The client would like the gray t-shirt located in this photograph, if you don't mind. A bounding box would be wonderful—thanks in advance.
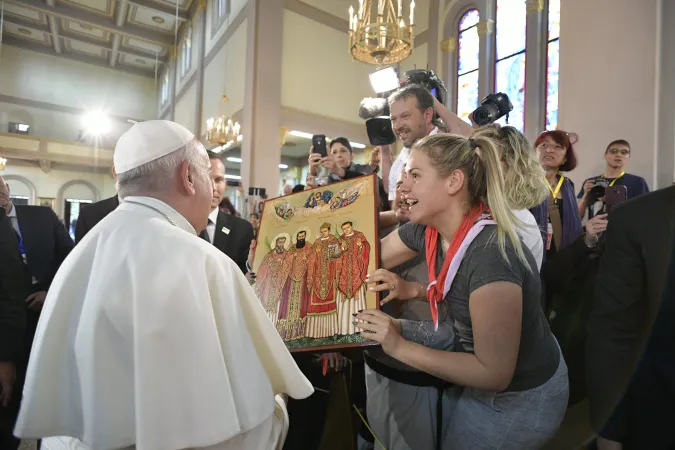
[397,222,560,392]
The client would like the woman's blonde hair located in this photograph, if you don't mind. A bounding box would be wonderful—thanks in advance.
[471,124,548,209]
[412,133,528,265]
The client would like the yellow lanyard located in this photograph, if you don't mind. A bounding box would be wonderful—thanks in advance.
[604,171,625,186]
[547,174,564,198]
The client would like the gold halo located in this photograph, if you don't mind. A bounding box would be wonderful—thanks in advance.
[271,232,291,251]
[291,227,311,244]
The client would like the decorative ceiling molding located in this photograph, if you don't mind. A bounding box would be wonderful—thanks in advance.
[127,0,190,21]
[5,0,175,46]
[2,36,160,77]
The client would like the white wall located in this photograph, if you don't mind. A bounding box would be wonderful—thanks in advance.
[202,18,248,124]
[0,46,156,144]
[281,10,373,124]
[175,82,198,133]
[658,0,675,187]
[2,165,116,202]
[558,0,659,188]
[401,43,429,73]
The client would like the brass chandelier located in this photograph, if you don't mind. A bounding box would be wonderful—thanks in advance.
[348,0,415,65]
[205,116,242,149]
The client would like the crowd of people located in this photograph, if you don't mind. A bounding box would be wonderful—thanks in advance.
[0,83,673,450]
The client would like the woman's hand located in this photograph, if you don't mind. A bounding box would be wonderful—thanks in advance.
[582,179,595,198]
[308,146,322,176]
[320,157,346,178]
[305,175,317,189]
[354,309,404,355]
[585,213,608,246]
[366,268,423,306]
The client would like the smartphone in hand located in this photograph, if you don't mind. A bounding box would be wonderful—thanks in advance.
[312,135,328,158]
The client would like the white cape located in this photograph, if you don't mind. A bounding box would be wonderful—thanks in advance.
[14,197,313,450]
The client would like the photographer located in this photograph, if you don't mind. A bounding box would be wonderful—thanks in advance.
[577,139,649,219]
[307,137,378,183]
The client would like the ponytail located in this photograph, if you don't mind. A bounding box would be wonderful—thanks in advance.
[471,135,529,267]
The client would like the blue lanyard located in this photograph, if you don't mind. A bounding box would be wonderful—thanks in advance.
[13,220,26,257]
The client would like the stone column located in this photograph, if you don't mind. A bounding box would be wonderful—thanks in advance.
[240,0,284,198]
[193,0,207,137]
[523,0,548,143]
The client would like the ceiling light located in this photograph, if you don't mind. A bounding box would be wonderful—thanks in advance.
[279,164,289,169]
[152,16,165,24]
[289,130,313,139]
[81,111,112,136]
[369,67,400,94]
[18,28,32,35]
[350,142,366,149]
[79,23,93,31]
[226,157,242,163]
[225,174,241,180]
[135,58,145,64]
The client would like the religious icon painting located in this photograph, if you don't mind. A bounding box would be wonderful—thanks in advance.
[252,174,381,352]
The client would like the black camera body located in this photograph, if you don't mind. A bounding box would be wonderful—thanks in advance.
[589,179,609,202]
[360,69,448,146]
[472,93,513,126]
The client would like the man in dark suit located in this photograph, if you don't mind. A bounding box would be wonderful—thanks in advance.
[586,185,675,449]
[75,195,119,243]
[201,152,254,274]
[75,168,119,243]
[0,207,32,450]
[0,176,73,449]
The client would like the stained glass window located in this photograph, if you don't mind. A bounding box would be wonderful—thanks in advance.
[494,0,527,131]
[546,0,561,129]
[457,10,480,123]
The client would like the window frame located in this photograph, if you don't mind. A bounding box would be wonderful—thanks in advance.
[180,25,193,78]
[456,9,481,123]
[211,0,231,36]
[493,0,528,131]
[545,0,561,130]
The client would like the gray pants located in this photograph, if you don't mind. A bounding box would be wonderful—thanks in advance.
[446,352,569,450]
[365,365,457,450]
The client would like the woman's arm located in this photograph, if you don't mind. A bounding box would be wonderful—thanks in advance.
[433,98,474,137]
[381,228,419,270]
[361,281,522,391]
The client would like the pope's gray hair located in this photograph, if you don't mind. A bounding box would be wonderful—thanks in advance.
[116,138,207,199]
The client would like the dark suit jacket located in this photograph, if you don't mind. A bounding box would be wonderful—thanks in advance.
[14,205,74,291]
[212,211,254,274]
[75,196,119,243]
[0,209,31,363]
[586,185,675,444]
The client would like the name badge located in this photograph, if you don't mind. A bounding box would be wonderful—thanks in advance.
[221,226,231,235]
[546,222,553,251]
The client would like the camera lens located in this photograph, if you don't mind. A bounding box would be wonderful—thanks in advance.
[473,103,498,126]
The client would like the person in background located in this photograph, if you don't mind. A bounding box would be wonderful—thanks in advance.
[0,206,32,450]
[75,168,119,244]
[577,139,649,219]
[14,120,313,450]
[282,184,293,196]
[470,124,548,269]
[532,131,607,405]
[200,151,254,275]
[291,184,305,194]
[218,197,238,216]
[308,137,378,184]
[586,184,675,450]
[360,133,567,449]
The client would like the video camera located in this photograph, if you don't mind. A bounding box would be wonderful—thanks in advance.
[359,67,447,145]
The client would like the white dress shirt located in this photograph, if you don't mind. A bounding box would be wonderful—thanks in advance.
[388,127,439,201]
[205,207,219,244]
[512,208,544,271]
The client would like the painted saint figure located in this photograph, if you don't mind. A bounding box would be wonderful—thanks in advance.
[254,235,293,326]
[277,230,313,340]
[305,223,340,338]
[336,221,370,335]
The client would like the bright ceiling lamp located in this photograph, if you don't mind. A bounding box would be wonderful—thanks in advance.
[82,111,112,136]
[289,130,313,139]
[226,157,243,163]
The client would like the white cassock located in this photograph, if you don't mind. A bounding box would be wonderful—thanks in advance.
[14,196,314,450]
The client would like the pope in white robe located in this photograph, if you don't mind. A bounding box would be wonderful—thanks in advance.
[13,120,314,450]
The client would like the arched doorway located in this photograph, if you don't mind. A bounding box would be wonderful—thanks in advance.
[56,180,100,240]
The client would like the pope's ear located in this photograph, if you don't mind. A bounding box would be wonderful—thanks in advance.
[178,160,195,194]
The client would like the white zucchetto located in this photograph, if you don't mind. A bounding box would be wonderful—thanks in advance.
[114,120,195,174]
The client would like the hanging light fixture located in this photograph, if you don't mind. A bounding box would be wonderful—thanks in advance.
[348,0,415,65]
[206,116,242,150]
[0,156,7,172]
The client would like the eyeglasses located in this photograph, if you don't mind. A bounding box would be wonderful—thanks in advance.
[607,148,630,155]
[538,143,564,152]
